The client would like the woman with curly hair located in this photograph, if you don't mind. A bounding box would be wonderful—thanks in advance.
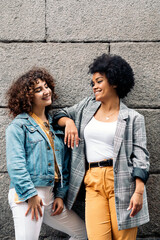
[54,54,150,240]
[6,68,87,240]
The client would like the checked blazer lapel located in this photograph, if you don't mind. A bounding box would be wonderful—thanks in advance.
[113,101,129,167]
[80,99,101,139]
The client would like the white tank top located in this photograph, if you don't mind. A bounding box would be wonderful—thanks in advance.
[84,117,117,163]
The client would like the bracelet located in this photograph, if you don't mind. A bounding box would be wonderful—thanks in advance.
[135,192,143,195]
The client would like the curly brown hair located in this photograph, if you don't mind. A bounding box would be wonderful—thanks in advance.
[6,67,57,117]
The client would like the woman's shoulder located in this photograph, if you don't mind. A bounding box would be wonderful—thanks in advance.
[7,113,30,129]
[128,108,144,121]
[121,101,144,119]
[77,95,97,109]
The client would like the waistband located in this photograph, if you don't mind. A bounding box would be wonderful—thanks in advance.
[89,158,113,168]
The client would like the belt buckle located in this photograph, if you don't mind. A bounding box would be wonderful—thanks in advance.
[98,162,103,167]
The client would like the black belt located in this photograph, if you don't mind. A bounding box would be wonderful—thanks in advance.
[89,159,113,168]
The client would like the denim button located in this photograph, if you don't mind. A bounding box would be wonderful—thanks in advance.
[47,146,50,150]
[48,163,51,166]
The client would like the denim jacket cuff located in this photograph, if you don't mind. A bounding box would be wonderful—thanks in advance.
[19,189,38,202]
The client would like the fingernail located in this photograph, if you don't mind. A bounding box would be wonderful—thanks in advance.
[76,145,78,147]
[127,207,130,211]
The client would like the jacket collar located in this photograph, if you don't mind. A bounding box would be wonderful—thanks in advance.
[113,100,129,167]
[118,100,129,120]
[15,113,63,135]
[80,97,129,135]
[80,97,101,138]
[88,97,129,118]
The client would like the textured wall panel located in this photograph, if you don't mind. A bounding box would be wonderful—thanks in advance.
[0,42,108,107]
[110,43,160,108]
[139,110,160,173]
[0,108,11,171]
[138,174,160,237]
[46,0,160,41]
[0,0,45,41]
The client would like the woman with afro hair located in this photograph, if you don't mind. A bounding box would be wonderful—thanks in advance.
[54,54,150,240]
[6,68,87,240]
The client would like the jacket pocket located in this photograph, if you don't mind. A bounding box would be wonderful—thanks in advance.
[25,126,47,176]
[25,125,43,143]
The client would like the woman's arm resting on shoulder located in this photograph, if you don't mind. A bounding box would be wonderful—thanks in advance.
[53,97,90,148]
[58,117,80,149]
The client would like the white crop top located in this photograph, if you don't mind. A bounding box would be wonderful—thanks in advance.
[84,117,117,163]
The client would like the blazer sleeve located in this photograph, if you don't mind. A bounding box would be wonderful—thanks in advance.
[53,97,90,122]
[6,123,38,201]
[131,115,150,184]
[54,145,71,200]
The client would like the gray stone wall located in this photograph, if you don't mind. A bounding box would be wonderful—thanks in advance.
[0,0,159,239]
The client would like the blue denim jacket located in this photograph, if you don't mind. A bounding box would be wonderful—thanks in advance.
[6,113,70,202]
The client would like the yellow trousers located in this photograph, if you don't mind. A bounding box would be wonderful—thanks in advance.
[84,166,137,240]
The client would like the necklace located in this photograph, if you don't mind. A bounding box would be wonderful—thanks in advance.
[43,121,50,129]
[105,108,119,120]
[43,121,54,137]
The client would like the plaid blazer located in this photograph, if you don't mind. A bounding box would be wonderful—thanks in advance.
[54,96,150,230]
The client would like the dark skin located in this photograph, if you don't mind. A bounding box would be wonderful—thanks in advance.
[58,72,144,218]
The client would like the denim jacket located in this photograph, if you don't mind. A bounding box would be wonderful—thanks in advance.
[6,113,70,202]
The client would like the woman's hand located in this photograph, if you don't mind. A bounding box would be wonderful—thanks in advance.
[25,195,43,221]
[128,192,143,217]
[128,178,144,217]
[51,198,64,216]
[64,118,80,149]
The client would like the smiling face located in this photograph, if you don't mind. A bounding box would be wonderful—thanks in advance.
[91,72,118,102]
[32,79,52,111]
